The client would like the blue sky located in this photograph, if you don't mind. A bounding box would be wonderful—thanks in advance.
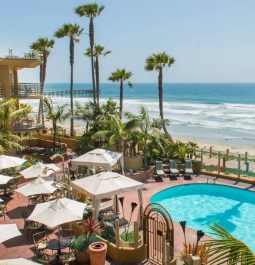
[1,0,255,83]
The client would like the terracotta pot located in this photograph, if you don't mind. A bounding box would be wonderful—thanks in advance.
[75,250,90,264]
[89,242,107,265]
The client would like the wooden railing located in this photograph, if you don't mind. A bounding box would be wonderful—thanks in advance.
[11,83,42,97]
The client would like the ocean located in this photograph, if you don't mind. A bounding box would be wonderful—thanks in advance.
[41,83,255,149]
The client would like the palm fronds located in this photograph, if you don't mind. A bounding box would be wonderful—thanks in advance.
[206,223,255,265]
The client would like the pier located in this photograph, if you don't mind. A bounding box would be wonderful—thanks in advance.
[44,89,100,98]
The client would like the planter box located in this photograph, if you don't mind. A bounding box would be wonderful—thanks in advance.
[126,166,155,182]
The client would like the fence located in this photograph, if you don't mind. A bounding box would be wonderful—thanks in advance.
[195,147,255,180]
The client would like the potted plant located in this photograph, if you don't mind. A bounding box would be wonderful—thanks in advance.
[70,218,100,263]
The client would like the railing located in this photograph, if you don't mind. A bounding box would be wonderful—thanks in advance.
[13,117,44,131]
[11,83,42,97]
[195,147,255,180]
[4,51,40,60]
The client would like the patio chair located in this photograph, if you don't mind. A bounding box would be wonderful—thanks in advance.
[33,231,48,255]
[184,160,193,180]
[154,161,165,182]
[0,207,7,220]
[169,159,180,180]
[99,205,113,215]
[35,252,55,265]
[59,248,76,264]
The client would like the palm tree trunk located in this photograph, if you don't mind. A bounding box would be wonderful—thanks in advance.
[37,63,43,124]
[158,68,169,136]
[53,121,56,151]
[119,80,123,119]
[70,37,74,137]
[89,17,96,104]
[143,141,148,170]
[95,56,100,104]
[41,53,47,126]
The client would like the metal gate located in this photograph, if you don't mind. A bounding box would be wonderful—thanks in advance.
[143,203,174,265]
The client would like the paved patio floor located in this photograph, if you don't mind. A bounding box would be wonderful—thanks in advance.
[0,174,254,264]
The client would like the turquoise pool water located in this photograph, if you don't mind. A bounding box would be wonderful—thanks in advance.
[150,184,255,251]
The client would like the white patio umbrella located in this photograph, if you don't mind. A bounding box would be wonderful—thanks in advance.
[0,258,41,265]
[0,224,21,243]
[71,172,143,200]
[28,198,86,228]
[71,172,144,219]
[0,175,13,185]
[72,148,124,173]
[15,177,57,197]
[20,162,60,179]
[0,155,26,170]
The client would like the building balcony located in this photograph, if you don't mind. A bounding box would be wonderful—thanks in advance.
[13,117,44,132]
[11,83,43,98]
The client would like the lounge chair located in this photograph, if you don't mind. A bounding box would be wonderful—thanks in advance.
[154,161,165,182]
[169,159,179,180]
[184,160,193,180]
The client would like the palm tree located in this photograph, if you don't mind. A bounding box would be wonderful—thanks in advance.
[126,106,165,169]
[93,114,137,153]
[85,45,111,104]
[0,99,31,152]
[206,223,255,265]
[44,98,69,151]
[108,69,132,119]
[145,52,175,136]
[75,3,105,104]
[30,38,55,126]
[54,23,84,137]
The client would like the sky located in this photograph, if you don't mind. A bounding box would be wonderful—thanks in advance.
[1,0,255,83]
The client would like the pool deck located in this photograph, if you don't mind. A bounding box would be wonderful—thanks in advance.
[0,174,254,263]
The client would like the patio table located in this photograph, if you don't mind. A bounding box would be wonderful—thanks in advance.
[47,237,71,264]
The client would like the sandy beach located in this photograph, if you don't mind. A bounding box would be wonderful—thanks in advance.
[45,119,255,156]
[173,136,255,156]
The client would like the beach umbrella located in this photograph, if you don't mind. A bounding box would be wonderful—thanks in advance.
[0,155,26,170]
[20,162,60,179]
[28,198,86,228]
[15,177,57,197]
[0,174,13,185]
[0,224,21,243]
[0,258,41,265]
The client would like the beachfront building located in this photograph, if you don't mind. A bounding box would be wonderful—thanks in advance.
[0,51,44,131]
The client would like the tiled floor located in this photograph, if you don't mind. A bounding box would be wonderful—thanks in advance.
[0,174,253,263]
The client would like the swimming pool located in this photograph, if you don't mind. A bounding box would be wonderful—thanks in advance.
[150,184,255,251]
